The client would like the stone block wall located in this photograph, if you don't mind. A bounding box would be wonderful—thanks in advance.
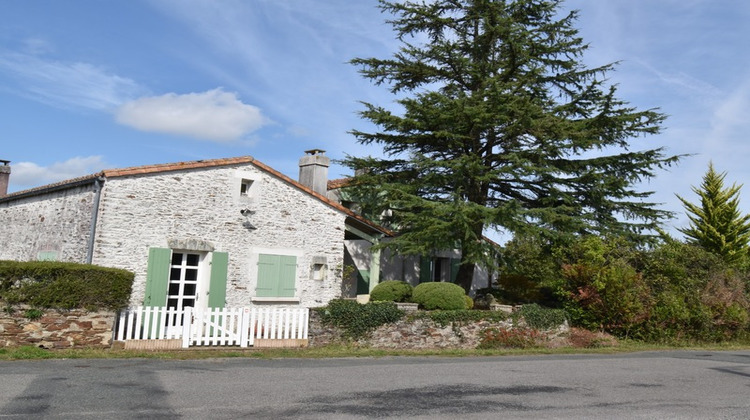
[93,163,346,309]
[0,183,96,263]
[0,305,115,349]
[308,310,515,350]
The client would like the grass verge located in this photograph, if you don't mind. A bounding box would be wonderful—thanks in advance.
[1,340,749,361]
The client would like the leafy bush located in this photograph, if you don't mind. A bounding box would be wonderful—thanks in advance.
[408,309,508,327]
[478,327,540,349]
[463,295,474,309]
[0,260,134,310]
[546,236,652,337]
[411,282,468,310]
[516,304,567,330]
[640,242,750,341]
[316,299,404,339]
[370,280,413,302]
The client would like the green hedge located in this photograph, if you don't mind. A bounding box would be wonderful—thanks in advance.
[411,282,469,310]
[316,299,404,339]
[370,280,413,302]
[0,260,134,310]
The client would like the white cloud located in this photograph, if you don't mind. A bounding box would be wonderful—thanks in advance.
[0,50,144,111]
[115,89,267,142]
[10,156,107,190]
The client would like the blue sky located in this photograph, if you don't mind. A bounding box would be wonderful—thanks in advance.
[2,1,749,239]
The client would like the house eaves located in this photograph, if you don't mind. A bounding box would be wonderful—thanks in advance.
[0,156,393,238]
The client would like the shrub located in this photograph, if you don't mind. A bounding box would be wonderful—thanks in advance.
[369,280,413,302]
[0,260,134,310]
[316,299,404,339]
[411,282,467,310]
[463,295,474,310]
[516,304,568,330]
[408,309,509,327]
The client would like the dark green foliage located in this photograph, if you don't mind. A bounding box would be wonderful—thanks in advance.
[548,236,652,336]
[411,282,468,310]
[408,309,509,327]
[677,163,750,263]
[478,327,540,349]
[515,304,568,330]
[24,308,44,320]
[316,299,404,339]
[0,261,134,310]
[343,0,679,292]
[640,242,750,341]
[369,280,413,302]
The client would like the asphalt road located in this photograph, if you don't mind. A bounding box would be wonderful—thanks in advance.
[1,351,749,419]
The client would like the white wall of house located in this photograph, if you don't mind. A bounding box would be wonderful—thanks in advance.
[0,183,97,263]
[92,163,347,309]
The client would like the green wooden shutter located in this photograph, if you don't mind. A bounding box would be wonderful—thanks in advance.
[257,254,297,297]
[450,258,461,283]
[144,247,171,307]
[208,251,228,308]
[278,255,297,297]
[257,254,279,297]
[419,256,432,283]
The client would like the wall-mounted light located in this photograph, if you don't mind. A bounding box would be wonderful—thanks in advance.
[240,208,257,230]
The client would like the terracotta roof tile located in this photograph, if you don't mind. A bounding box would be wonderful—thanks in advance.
[2,155,391,237]
[327,178,353,190]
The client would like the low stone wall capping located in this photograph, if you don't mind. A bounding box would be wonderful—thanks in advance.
[0,303,115,349]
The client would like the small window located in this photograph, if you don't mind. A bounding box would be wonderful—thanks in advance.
[240,179,254,196]
[312,263,325,281]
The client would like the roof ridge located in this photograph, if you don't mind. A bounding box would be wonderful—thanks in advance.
[1,155,392,236]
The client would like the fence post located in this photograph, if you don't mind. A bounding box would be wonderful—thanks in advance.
[181,307,193,348]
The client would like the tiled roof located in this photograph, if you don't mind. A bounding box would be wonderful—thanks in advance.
[327,178,352,190]
[102,156,255,178]
[1,156,391,236]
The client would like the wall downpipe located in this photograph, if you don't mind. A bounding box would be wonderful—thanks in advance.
[86,176,105,264]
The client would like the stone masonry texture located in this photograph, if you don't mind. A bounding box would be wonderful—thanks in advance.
[92,163,346,309]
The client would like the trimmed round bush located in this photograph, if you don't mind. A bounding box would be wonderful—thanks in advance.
[411,282,468,310]
[464,295,474,310]
[370,280,413,302]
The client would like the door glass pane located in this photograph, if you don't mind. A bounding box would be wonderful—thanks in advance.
[186,254,199,266]
[182,299,195,308]
[185,268,198,281]
[168,282,180,295]
[167,298,178,309]
[170,268,181,280]
[171,253,183,265]
[183,283,196,296]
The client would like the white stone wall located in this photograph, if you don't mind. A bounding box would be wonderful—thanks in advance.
[0,184,96,262]
[92,163,346,309]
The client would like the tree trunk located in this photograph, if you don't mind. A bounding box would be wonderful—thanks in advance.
[456,260,476,294]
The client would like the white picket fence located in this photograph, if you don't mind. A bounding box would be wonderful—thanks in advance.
[114,306,309,348]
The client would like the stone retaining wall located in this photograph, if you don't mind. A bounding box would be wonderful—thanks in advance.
[308,310,518,350]
[0,305,115,349]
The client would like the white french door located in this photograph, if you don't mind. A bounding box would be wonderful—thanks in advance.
[167,252,203,310]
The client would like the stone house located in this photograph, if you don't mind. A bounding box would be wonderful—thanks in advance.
[0,151,389,311]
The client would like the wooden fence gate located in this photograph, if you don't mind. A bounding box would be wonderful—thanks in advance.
[113,306,309,349]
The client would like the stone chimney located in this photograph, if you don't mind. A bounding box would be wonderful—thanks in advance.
[298,149,329,195]
[0,160,10,197]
